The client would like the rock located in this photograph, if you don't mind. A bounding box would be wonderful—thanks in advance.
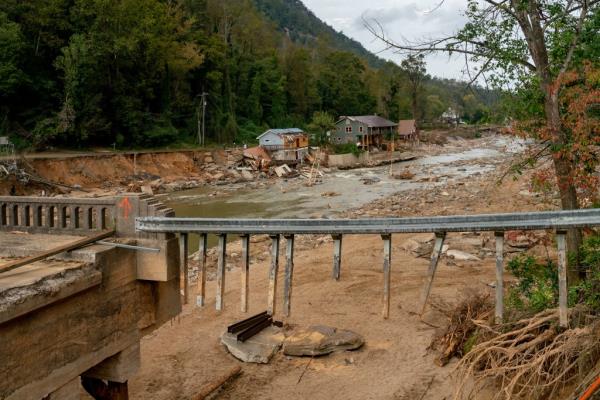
[446,249,481,261]
[204,156,214,163]
[221,326,284,364]
[241,170,254,181]
[283,325,364,357]
[140,185,154,195]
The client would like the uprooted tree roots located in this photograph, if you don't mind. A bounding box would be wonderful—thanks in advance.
[453,307,600,400]
[430,293,494,367]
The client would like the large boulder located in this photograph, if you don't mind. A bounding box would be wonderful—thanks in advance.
[283,325,364,357]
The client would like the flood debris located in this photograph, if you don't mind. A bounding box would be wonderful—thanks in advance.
[283,325,364,357]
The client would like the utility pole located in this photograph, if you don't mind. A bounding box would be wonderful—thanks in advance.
[196,92,208,147]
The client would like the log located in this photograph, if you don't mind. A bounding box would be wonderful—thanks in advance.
[0,230,115,274]
[192,366,242,400]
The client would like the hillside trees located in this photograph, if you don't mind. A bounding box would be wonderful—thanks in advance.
[0,0,500,149]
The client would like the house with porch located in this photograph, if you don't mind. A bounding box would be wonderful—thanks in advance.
[331,116,398,150]
[257,128,309,164]
[398,119,418,142]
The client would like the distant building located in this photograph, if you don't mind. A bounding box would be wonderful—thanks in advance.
[397,119,418,142]
[441,107,460,125]
[257,128,309,164]
[331,116,398,149]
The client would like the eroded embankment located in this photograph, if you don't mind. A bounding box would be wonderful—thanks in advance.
[1,149,241,196]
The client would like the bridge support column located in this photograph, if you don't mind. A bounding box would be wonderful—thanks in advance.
[240,234,250,313]
[196,233,208,307]
[283,235,295,317]
[216,234,227,311]
[494,232,504,324]
[180,233,189,305]
[382,234,392,319]
[332,235,342,280]
[556,231,568,328]
[267,235,280,316]
[419,232,446,315]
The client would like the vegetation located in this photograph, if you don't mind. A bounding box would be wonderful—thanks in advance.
[0,0,500,150]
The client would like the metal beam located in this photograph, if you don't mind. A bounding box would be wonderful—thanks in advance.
[419,232,446,315]
[136,209,600,235]
[196,233,208,307]
[240,234,250,313]
[216,234,227,311]
[267,235,280,316]
[283,235,295,317]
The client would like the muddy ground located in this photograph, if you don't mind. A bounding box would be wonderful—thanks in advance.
[117,135,558,400]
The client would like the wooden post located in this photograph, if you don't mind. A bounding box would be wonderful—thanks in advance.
[196,233,208,307]
[240,234,250,313]
[495,232,504,324]
[180,233,189,305]
[332,234,342,280]
[382,234,392,319]
[283,235,295,317]
[557,231,568,328]
[419,232,446,315]
[216,234,227,311]
[267,235,280,316]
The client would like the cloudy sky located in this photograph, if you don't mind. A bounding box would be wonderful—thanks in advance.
[302,0,470,80]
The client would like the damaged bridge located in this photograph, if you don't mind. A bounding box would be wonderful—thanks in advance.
[3,194,600,400]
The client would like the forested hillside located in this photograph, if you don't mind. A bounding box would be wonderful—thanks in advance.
[0,0,500,149]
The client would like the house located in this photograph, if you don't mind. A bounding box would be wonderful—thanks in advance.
[257,128,309,164]
[331,116,398,149]
[397,119,418,142]
[441,107,461,125]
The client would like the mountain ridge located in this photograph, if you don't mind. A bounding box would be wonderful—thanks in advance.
[251,0,386,68]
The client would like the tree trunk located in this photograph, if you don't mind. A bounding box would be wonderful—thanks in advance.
[545,93,583,282]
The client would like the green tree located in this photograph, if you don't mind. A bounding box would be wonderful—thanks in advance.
[307,111,335,145]
[401,54,427,123]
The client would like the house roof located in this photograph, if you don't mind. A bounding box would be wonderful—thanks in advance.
[398,120,416,136]
[337,115,398,128]
[257,128,305,140]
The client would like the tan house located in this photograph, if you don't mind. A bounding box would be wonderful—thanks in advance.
[397,120,418,142]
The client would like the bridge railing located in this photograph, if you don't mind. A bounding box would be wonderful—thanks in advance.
[0,196,117,234]
[136,209,600,327]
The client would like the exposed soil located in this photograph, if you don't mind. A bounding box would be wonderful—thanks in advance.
[122,136,557,400]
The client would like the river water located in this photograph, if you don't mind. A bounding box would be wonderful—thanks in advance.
[158,135,525,249]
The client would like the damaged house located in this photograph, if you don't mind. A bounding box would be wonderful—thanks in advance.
[257,128,309,164]
[331,116,398,150]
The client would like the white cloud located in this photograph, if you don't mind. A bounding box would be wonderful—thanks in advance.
[302,0,471,80]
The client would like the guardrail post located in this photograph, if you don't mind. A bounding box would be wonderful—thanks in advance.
[267,234,280,316]
[420,232,446,315]
[382,234,392,319]
[495,232,505,324]
[283,234,295,317]
[240,234,250,313]
[332,234,342,280]
[556,231,568,328]
[216,234,227,311]
[196,233,208,307]
[180,233,189,305]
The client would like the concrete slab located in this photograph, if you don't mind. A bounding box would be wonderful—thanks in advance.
[221,326,284,364]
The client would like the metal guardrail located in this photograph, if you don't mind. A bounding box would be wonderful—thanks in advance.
[136,209,600,327]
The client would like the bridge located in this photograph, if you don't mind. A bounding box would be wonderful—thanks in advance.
[2,193,599,399]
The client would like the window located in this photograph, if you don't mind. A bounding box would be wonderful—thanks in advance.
[359,126,364,133]
[345,126,352,133]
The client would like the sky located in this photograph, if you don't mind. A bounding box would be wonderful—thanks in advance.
[302,0,470,80]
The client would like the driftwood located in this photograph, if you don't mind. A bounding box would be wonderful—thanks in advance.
[192,366,242,400]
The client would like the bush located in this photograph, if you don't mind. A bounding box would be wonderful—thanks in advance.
[569,235,600,309]
[506,255,558,313]
[333,143,362,157]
